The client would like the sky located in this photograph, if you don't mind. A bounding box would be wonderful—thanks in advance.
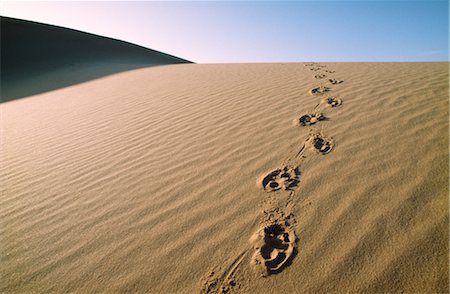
[1,1,448,63]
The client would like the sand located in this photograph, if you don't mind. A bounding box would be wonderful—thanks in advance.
[0,17,191,102]
[1,61,448,293]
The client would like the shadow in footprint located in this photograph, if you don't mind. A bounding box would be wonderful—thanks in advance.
[298,113,327,126]
[252,223,298,277]
[329,79,343,84]
[307,133,334,154]
[310,86,330,95]
[261,167,301,192]
[322,97,342,107]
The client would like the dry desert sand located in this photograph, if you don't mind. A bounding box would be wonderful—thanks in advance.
[1,18,449,294]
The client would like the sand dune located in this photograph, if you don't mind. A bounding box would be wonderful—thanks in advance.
[1,62,448,293]
[0,17,191,102]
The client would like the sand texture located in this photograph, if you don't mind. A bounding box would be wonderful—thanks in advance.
[1,62,448,293]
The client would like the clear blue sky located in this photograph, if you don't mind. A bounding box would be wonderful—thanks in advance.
[1,1,448,63]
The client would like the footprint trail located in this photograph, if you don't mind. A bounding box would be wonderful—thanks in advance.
[199,62,347,292]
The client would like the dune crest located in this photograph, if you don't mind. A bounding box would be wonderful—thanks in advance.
[0,17,191,102]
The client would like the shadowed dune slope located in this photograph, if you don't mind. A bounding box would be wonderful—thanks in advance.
[1,62,448,293]
[0,17,192,102]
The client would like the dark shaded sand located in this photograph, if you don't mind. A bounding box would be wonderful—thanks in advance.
[0,17,191,101]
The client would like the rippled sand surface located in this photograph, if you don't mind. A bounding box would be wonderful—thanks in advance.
[1,62,448,293]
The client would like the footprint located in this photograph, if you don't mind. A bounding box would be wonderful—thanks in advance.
[309,67,321,71]
[322,97,342,107]
[307,133,334,154]
[304,63,324,67]
[329,79,343,84]
[310,86,330,95]
[324,70,335,73]
[298,112,326,126]
[314,73,326,79]
[261,167,300,192]
[251,222,297,277]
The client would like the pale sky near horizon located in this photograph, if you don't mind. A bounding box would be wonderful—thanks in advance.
[1,1,448,63]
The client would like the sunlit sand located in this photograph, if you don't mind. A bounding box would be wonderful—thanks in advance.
[1,18,448,294]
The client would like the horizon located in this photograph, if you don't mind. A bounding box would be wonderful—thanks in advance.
[1,1,448,63]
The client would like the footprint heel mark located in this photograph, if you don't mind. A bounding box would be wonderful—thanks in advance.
[261,167,301,192]
[322,97,342,107]
[328,79,343,84]
[314,73,326,79]
[298,112,327,127]
[307,133,334,154]
[310,86,330,95]
[251,222,297,277]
